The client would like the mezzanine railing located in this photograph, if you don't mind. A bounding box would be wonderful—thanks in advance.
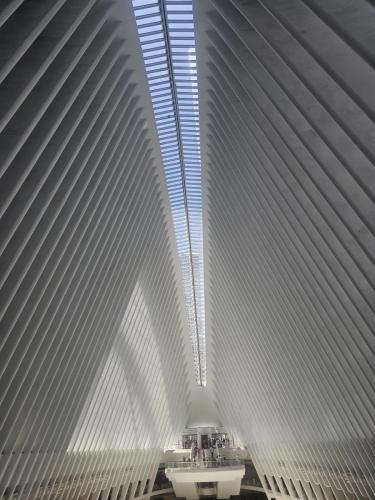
[166,459,244,470]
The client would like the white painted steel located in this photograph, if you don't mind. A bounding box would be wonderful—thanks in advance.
[0,1,193,498]
[1,1,375,500]
[195,1,375,499]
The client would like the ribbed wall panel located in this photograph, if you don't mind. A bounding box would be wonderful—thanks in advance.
[195,1,375,499]
[0,1,192,498]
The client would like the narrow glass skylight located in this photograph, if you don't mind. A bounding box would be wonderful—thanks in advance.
[132,0,205,385]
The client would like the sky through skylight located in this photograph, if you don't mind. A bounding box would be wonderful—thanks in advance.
[131,0,206,385]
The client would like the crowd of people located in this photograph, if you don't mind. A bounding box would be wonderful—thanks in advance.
[179,434,233,464]
[180,438,230,463]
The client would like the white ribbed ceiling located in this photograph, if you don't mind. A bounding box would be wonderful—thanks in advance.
[0,1,374,499]
[195,1,375,499]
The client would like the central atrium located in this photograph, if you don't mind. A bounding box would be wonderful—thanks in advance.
[0,1,373,500]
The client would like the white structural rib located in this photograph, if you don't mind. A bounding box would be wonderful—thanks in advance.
[0,1,191,498]
[195,0,375,499]
[131,0,206,386]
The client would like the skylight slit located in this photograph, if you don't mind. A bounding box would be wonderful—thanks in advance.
[132,0,206,386]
